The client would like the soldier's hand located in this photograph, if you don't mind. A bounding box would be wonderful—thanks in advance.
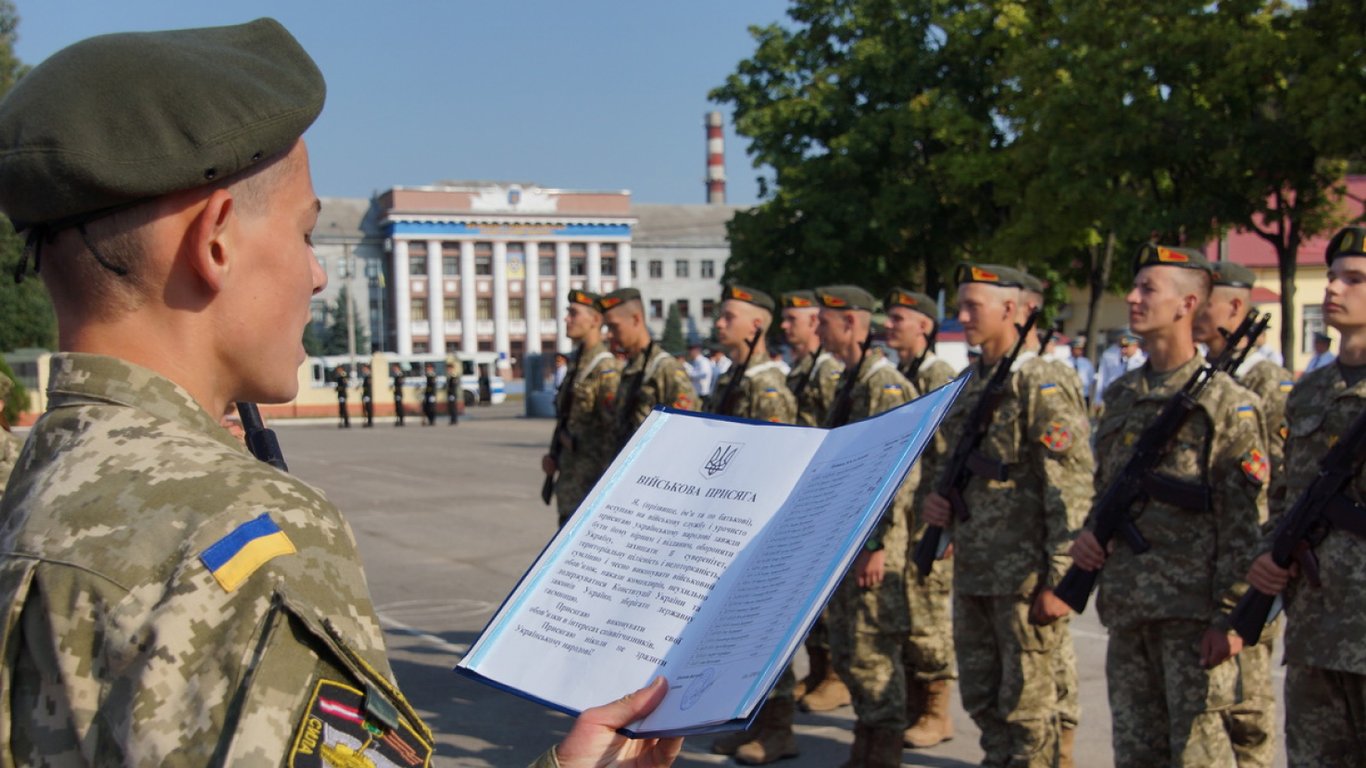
[854,549,886,588]
[1069,531,1107,572]
[555,677,683,768]
[1246,552,1295,595]
[922,493,951,527]
[542,454,558,475]
[1199,628,1243,669]
[1029,587,1070,626]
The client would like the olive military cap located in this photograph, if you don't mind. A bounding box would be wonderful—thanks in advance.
[1211,262,1256,289]
[1019,271,1046,295]
[0,19,325,233]
[953,263,1027,288]
[814,285,877,312]
[567,289,601,309]
[781,290,819,309]
[1325,226,1366,265]
[597,287,641,313]
[1132,244,1212,275]
[720,284,776,313]
[884,287,937,319]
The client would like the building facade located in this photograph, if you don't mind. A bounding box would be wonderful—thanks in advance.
[629,203,742,340]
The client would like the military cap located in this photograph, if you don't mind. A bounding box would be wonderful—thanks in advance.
[1211,262,1256,289]
[953,262,1027,288]
[1018,271,1046,295]
[720,284,775,313]
[567,289,601,309]
[814,285,876,312]
[597,287,641,313]
[0,19,326,232]
[1119,330,1140,345]
[1132,244,1212,275]
[884,287,938,318]
[1069,337,1087,349]
[781,290,819,309]
[1313,331,1332,344]
[1325,226,1366,265]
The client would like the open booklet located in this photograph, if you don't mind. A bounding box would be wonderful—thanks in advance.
[456,375,968,737]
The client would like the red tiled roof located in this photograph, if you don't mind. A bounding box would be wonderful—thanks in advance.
[1213,176,1365,268]
[1249,286,1280,304]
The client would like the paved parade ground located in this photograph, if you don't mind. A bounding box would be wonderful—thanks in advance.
[273,403,1287,767]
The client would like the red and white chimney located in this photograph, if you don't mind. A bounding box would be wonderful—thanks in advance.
[706,111,726,204]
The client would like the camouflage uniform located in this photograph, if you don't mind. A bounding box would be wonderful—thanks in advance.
[1093,355,1267,768]
[710,360,797,424]
[1269,364,1366,766]
[826,348,921,730]
[614,341,698,448]
[787,348,844,428]
[933,352,1093,767]
[0,430,20,499]
[553,341,622,525]
[0,354,485,766]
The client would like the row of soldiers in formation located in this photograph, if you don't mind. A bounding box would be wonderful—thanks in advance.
[331,363,462,427]
[541,227,1366,768]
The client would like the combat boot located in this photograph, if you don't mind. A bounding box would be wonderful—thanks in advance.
[838,724,870,768]
[866,726,906,768]
[709,722,757,756]
[1058,725,1076,768]
[902,677,925,743]
[798,666,851,712]
[902,679,953,748]
[734,697,798,765]
[794,646,830,699]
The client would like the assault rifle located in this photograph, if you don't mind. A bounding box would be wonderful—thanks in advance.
[1217,310,1271,376]
[824,331,872,429]
[236,402,288,472]
[912,308,1040,577]
[708,328,763,415]
[542,350,580,505]
[1053,336,1248,613]
[1230,407,1366,644]
[615,341,655,453]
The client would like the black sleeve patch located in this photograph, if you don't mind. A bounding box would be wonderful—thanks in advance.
[290,679,432,767]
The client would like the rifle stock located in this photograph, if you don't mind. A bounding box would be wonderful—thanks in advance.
[236,402,288,472]
[709,328,762,415]
[824,332,872,429]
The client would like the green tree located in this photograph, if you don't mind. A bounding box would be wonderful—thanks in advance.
[320,286,369,356]
[0,354,27,426]
[661,302,685,356]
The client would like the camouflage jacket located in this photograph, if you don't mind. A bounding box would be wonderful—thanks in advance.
[0,354,436,767]
[839,348,919,550]
[614,342,698,448]
[933,352,1094,597]
[554,341,622,483]
[711,359,798,424]
[1235,355,1293,499]
[1093,354,1267,631]
[786,349,844,428]
[1270,363,1366,675]
[0,430,20,500]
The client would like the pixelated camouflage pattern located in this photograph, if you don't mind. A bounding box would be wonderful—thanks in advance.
[1225,621,1277,768]
[786,348,844,428]
[711,360,797,424]
[0,354,432,767]
[1283,663,1366,767]
[1106,620,1238,768]
[933,353,1094,596]
[0,430,20,500]
[1092,355,1267,631]
[1053,623,1080,729]
[554,342,623,523]
[1273,364,1366,676]
[614,343,698,447]
[955,592,1062,768]
[1235,356,1293,503]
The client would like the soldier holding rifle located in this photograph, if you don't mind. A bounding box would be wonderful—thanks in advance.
[600,288,698,451]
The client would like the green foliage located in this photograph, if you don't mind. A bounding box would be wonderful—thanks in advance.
[0,355,26,426]
[319,286,369,356]
[661,302,686,356]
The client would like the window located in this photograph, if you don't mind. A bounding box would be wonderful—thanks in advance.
[443,296,459,322]
[650,299,663,320]
[1302,305,1325,353]
[408,242,427,275]
[701,260,715,279]
[631,259,638,279]
[569,243,587,276]
[702,299,716,319]
[675,260,689,278]
[677,299,690,318]
[539,243,556,276]
[600,244,618,276]
[509,297,525,320]
[540,297,555,320]
[310,300,328,325]
[649,260,663,279]
[411,297,428,321]
[476,297,492,321]
[474,242,493,276]
[446,341,461,354]
[442,242,460,275]
[413,342,429,354]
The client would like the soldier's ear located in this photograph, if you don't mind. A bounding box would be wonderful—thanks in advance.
[184,187,237,294]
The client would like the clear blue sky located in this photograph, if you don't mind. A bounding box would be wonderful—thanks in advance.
[12,1,791,205]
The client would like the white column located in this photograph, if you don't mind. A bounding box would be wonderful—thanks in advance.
[493,240,510,367]
[587,241,602,293]
[393,239,412,355]
[426,239,444,355]
[524,241,542,355]
[618,241,632,289]
[460,240,477,355]
[555,241,570,353]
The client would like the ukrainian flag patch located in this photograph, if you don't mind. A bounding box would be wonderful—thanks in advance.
[1039,383,1059,396]
[1236,405,1256,419]
[1278,380,1293,393]
[200,513,297,592]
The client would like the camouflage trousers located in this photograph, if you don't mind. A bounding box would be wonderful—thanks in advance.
[804,611,829,654]
[1106,620,1237,768]
[1223,616,1278,768]
[554,454,606,526]
[1284,663,1366,768]
[954,592,1061,768]
[829,559,911,729]
[1053,618,1079,730]
[904,562,955,683]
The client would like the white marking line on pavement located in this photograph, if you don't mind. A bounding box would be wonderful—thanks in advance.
[1071,627,1109,640]
[378,612,470,658]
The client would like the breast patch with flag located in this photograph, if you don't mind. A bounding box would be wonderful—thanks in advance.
[290,679,431,767]
[199,513,296,592]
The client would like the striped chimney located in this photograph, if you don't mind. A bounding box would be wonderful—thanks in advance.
[706,111,726,204]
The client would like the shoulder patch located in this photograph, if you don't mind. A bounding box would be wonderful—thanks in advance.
[290,679,432,767]
[762,388,780,398]
[881,383,903,393]
[1038,382,1059,396]
[1039,420,1073,452]
[1236,404,1256,420]
[200,513,296,592]
[1278,380,1293,392]
[1240,449,1269,486]
[673,393,692,409]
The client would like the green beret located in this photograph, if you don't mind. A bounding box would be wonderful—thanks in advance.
[1018,271,1045,294]
[567,289,601,309]
[953,262,1027,288]
[0,18,325,231]
[814,285,876,312]
[720,284,775,312]
[1211,262,1256,289]
[1132,244,1212,275]
[781,290,818,309]
[597,287,641,313]
[1325,226,1366,265]
[883,287,937,319]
